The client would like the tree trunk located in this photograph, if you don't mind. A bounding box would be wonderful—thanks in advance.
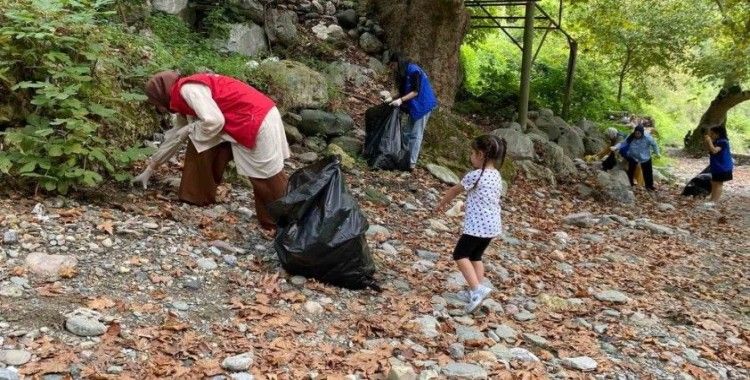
[616,49,632,104]
[684,85,750,154]
[371,0,469,108]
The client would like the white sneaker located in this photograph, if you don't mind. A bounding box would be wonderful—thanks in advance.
[465,286,492,314]
[456,290,471,302]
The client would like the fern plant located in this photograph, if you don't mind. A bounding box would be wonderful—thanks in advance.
[0,0,151,194]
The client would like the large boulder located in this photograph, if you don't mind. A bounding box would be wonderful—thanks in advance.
[534,114,567,142]
[557,129,585,158]
[224,23,268,57]
[577,119,598,136]
[265,9,299,47]
[372,0,469,108]
[533,140,577,178]
[597,170,635,204]
[228,0,265,24]
[584,136,608,156]
[152,0,188,15]
[325,62,372,88]
[257,60,330,110]
[329,136,363,157]
[359,32,384,54]
[515,160,556,186]
[299,110,355,137]
[336,9,358,29]
[491,128,534,161]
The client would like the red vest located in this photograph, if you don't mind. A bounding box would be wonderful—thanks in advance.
[169,74,275,149]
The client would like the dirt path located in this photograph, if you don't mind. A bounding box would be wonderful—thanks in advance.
[0,152,748,379]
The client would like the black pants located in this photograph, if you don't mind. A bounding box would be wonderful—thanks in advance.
[602,152,617,171]
[627,158,655,190]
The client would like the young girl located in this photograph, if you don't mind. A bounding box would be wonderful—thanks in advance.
[436,135,506,313]
[704,126,733,202]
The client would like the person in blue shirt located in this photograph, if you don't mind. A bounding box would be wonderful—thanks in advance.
[387,53,438,171]
[625,125,660,190]
[704,126,733,202]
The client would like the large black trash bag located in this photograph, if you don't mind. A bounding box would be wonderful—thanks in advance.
[682,166,712,197]
[363,104,410,170]
[269,156,379,290]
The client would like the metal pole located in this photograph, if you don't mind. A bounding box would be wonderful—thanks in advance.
[561,40,577,120]
[518,1,535,128]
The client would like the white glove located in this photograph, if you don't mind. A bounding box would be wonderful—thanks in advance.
[389,98,403,107]
[379,91,393,103]
[131,166,154,190]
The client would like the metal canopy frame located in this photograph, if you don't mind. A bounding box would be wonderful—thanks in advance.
[465,0,578,125]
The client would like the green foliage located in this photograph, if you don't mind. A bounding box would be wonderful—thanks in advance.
[0,0,153,194]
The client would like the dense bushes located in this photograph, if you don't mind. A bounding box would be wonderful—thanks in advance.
[0,0,156,193]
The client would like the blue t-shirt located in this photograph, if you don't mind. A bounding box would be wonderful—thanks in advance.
[709,138,733,174]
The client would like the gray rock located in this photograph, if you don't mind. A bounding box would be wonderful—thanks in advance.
[657,203,675,211]
[595,290,629,304]
[304,301,324,314]
[561,356,598,371]
[222,352,254,372]
[329,136,363,157]
[597,170,635,204]
[299,109,355,137]
[265,9,299,47]
[386,358,416,380]
[522,333,551,350]
[533,139,577,177]
[441,362,488,380]
[413,315,440,338]
[416,250,439,262]
[563,212,596,227]
[0,350,32,366]
[426,164,460,185]
[583,135,607,156]
[258,60,330,109]
[0,284,23,298]
[336,9,358,29]
[197,257,218,271]
[290,276,307,286]
[534,113,566,141]
[152,0,188,15]
[223,255,238,267]
[514,160,556,185]
[25,252,78,280]
[285,124,304,144]
[448,343,465,359]
[171,301,189,311]
[66,314,106,337]
[489,345,539,362]
[228,0,265,24]
[0,369,20,380]
[225,23,268,57]
[366,225,391,240]
[455,325,484,343]
[494,324,517,341]
[412,259,435,273]
[359,32,384,54]
[481,299,504,314]
[556,262,574,275]
[513,310,535,322]
[491,128,534,160]
[230,373,254,380]
[3,230,18,244]
[557,129,586,158]
[636,219,674,235]
[299,152,319,163]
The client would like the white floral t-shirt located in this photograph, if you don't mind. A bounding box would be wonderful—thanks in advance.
[461,169,502,238]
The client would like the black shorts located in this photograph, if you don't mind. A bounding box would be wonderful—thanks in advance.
[712,171,733,182]
[452,234,493,261]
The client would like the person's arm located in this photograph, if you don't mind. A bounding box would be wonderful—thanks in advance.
[435,184,463,213]
[391,72,420,105]
[179,83,225,143]
[704,134,721,154]
[650,136,661,157]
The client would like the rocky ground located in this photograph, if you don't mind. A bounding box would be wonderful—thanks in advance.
[0,151,748,380]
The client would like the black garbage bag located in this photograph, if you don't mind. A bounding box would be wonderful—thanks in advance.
[269,155,379,290]
[363,104,410,170]
[681,166,712,197]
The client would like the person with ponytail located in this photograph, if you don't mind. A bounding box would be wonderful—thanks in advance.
[704,126,733,202]
[435,135,506,313]
[387,52,438,171]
